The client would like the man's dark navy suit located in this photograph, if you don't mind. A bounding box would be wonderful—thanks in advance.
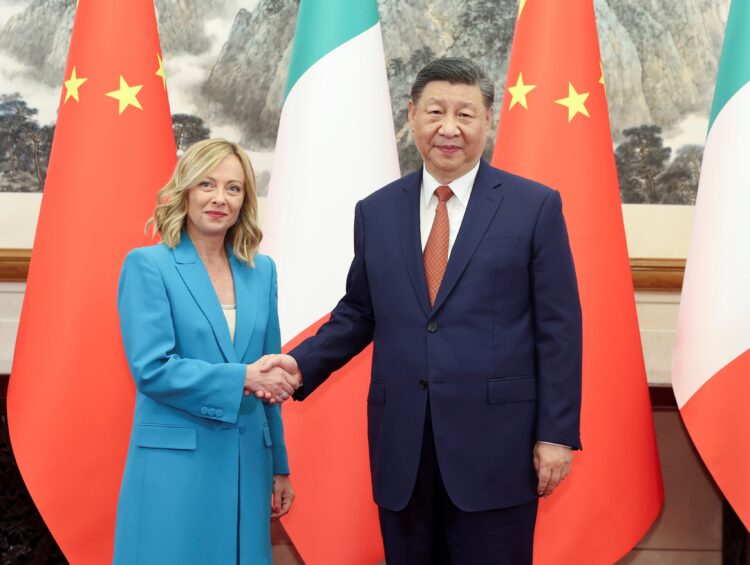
[292,159,582,518]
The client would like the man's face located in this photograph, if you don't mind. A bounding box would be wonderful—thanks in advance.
[408,80,492,184]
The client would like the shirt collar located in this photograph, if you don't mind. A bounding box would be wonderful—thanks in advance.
[421,160,481,208]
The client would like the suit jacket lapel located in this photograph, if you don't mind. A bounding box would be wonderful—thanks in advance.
[173,235,237,363]
[432,160,505,313]
[396,170,431,317]
[229,250,259,362]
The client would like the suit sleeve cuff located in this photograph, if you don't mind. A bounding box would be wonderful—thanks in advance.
[537,441,572,449]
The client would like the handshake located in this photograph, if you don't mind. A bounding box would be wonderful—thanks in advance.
[244,354,302,404]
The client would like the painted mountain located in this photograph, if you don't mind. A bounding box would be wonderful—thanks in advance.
[0,0,730,203]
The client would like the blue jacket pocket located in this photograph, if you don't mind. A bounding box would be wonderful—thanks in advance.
[134,424,197,450]
[477,235,520,250]
[487,377,537,404]
[367,380,385,406]
[262,424,273,447]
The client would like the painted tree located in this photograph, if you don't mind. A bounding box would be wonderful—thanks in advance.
[657,144,702,205]
[0,94,40,179]
[171,113,210,153]
[615,125,671,203]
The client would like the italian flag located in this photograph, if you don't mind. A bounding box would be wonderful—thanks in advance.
[261,0,400,562]
[672,0,750,529]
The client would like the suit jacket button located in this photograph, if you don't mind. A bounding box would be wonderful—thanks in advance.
[238,426,246,435]
[419,379,428,390]
[208,408,217,416]
[200,406,209,415]
[215,408,224,417]
[427,322,438,333]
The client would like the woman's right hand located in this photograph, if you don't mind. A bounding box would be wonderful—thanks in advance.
[244,356,300,402]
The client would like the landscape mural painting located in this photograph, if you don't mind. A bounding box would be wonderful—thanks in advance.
[0,0,731,207]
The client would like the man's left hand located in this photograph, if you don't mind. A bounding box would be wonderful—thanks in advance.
[533,442,573,497]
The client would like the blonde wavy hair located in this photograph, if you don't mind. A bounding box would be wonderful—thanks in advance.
[147,138,262,265]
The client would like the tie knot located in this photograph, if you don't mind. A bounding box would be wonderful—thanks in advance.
[435,185,453,203]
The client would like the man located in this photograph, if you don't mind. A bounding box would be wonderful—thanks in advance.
[265,57,582,564]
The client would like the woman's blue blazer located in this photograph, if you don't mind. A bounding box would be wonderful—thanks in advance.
[112,235,289,565]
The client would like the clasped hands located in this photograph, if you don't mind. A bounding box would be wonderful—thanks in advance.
[244,354,301,404]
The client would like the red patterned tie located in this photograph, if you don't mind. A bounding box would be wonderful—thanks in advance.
[423,185,454,306]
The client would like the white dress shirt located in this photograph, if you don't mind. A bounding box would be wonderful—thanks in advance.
[419,161,480,255]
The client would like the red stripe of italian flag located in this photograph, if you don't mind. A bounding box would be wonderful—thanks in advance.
[672,0,750,529]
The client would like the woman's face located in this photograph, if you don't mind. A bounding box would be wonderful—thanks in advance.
[185,154,245,240]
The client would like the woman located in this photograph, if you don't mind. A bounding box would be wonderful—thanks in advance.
[113,139,298,564]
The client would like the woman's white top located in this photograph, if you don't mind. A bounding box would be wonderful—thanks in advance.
[221,304,236,342]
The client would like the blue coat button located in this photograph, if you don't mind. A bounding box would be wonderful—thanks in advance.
[207,408,217,416]
[238,426,246,435]
[200,406,209,415]
[215,408,224,417]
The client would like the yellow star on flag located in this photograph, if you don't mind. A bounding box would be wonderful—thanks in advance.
[63,67,87,103]
[155,53,167,90]
[106,75,143,115]
[518,0,527,18]
[555,82,590,122]
[508,72,536,110]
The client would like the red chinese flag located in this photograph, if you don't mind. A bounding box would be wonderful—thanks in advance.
[7,1,176,562]
[493,1,664,563]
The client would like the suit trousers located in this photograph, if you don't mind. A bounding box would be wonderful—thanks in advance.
[378,400,538,565]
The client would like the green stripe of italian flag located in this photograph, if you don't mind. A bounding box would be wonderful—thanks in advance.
[261,1,400,562]
[672,0,750,529]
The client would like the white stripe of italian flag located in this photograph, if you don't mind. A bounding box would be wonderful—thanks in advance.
[261,1,400,562]
[672,0,750,529]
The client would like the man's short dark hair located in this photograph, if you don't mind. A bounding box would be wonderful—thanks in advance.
[410,57,495,109]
